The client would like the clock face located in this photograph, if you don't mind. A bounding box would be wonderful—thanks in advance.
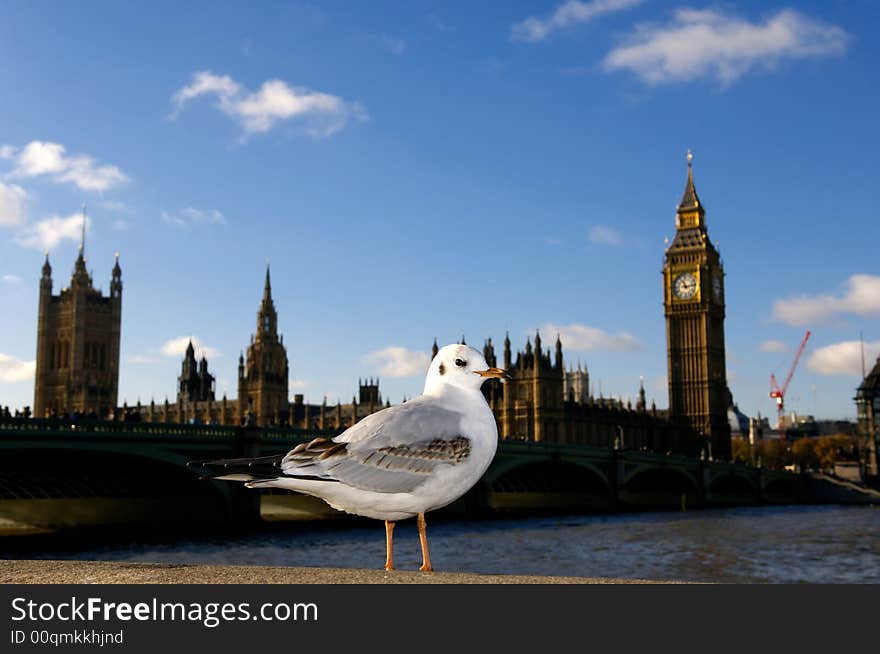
[713,275,722,300]
[673,272,698,300]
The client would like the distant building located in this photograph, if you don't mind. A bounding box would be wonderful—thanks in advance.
[237,266,289,426]
[33,225,122,418]
[138,267,291,427]
[358,377,381,406]
[784,414,820,440]
[287,380,391,431]
[467,333,701,455]
[728,402,750,438]
[815,419,858,437]
[856,355,880,480]
[563,362,590,404]
[177,340,215,404]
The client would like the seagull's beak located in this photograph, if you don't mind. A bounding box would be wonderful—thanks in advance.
[474,367,510,380]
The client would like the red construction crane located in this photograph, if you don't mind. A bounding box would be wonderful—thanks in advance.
[769,330,811,429]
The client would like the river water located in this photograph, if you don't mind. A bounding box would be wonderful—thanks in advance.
[8,505,880,583]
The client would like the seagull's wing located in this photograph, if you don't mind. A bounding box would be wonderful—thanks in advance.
[280,399,470,493]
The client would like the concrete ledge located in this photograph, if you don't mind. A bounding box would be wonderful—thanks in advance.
[0,559,673,584]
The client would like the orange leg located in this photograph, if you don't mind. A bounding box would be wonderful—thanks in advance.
[384,520,395,571]
[417,513,433,572]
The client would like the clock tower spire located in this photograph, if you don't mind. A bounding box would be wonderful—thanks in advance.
[663,151,731,460]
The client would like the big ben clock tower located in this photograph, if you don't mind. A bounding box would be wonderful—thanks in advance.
[663,151,731,460]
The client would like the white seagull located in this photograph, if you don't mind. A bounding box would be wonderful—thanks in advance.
[194,344,508,571]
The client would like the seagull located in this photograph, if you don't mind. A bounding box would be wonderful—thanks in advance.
[191,344,508,572]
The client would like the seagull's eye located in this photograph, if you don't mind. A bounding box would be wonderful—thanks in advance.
[454,358,466,368]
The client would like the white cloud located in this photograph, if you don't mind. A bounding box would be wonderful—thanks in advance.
[161,207,226,227]
[170,70,367,138]
[807,340,880,376]
[160,336,220,359]
[588,224,622,245]
[759,339,789,353]
[2,274,22,285]
[380,34,406,55]
[14,212,88,251]
[542,322,643,352]
[0,353,36,382]
[0,181,27,227]
[171,71,240,112]
[772,274,880,326]
[9,141,128,192]
[426,14,451,33]
[602,8,849,85]
[512,0,641,43]
[362,346,431,377]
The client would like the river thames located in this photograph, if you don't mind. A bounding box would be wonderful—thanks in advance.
[6,504,879,583]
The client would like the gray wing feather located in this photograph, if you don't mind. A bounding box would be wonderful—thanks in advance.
[280,398,470,493]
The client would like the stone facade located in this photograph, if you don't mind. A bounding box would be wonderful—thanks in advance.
[237,266,289,426]
[856,355,880,480]
[177,340,215,405]
[474,333,700,456]
[33,241,122,418]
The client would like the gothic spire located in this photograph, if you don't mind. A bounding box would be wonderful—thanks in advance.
[69,203,92,288]
[637,376,646,412]
[263,261,273,304]
[677,149,703,214]
[256,263,278,342]
[79,202,87,256]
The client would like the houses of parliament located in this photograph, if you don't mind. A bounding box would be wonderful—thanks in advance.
[31,155,731,459]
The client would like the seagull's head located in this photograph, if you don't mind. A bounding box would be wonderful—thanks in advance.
[424,344,510,395]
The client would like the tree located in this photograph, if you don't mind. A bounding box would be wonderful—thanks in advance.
[731,436,752,464]
[791,438,818,471]
[814,434,857,472]
[755,439,791,470]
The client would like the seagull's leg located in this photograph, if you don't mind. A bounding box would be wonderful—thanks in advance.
[384,520,395,571]
[417,513,433,572]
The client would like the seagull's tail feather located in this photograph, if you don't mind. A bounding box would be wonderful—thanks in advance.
[187,454,285,482]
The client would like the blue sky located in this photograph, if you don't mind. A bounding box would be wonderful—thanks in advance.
[1,0,878,421]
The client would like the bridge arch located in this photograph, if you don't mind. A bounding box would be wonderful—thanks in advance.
[623,464,699,491]
[708,472,758,495]
[764,477,797,495]
[0,445,239,529]
[485,458,612,512]
[487,458,610,493]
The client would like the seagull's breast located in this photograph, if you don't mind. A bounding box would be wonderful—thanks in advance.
[412,390,498,511]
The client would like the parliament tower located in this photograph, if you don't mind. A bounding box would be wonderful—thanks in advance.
[663,152,731,459]
[237,265,289,426]
[34,220,122,418]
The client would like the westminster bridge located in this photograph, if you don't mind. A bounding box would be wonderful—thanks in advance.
[0,417,803,534]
